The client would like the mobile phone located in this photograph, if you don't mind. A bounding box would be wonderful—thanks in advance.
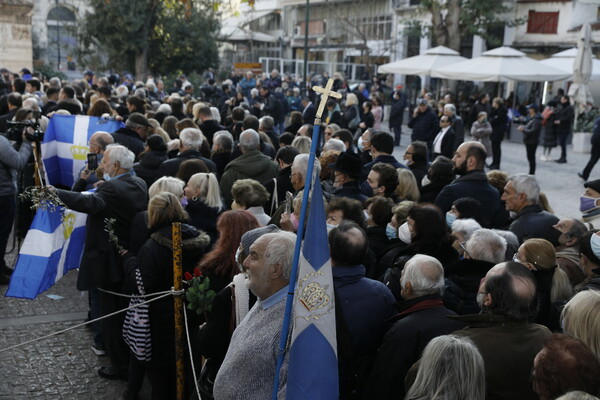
[285,191,293,214]
[87,153,98,170]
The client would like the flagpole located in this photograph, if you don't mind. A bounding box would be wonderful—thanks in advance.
[271,119,321,400]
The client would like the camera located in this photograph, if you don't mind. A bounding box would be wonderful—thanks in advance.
[4,120,44,143]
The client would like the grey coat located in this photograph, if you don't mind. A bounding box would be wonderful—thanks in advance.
[0,136,32,197]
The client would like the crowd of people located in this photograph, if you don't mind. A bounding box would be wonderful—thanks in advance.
[1,65,600,400]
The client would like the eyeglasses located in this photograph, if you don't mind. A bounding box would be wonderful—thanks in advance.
[512,253,521,263]
[460,241,470,258]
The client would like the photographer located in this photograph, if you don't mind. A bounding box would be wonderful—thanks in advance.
[0,111,33,283]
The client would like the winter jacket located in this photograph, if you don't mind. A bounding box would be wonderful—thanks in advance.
[435,170,504,228]
[443,258,495,315]
[185,198,221,244]
[408,107,438,143]
[112,127,145,158]
[509,204,560,245]
[470,120,492,156]
[523,114,542,145]
[0,136,31,197]
[158,149,217,177]
[133,150,168,187]
[220,150,278,206]
[368,294,465,399]
[490,105,508,142]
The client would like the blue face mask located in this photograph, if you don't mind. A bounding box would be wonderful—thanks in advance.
[446,212,457,228]
[590,234,600,260]
[580,196,598,212]
[385,223,396,240]
[103,172,111,181]
[180,196,188,207]
[357,137,366,152]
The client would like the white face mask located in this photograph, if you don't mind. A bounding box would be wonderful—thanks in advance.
[421,175,431,187]
[397,222,412,244]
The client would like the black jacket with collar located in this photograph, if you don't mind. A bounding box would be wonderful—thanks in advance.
[509,204,560,245]
[158,149,217,177]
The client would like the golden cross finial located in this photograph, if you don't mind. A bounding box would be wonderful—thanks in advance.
[312,78,342,122]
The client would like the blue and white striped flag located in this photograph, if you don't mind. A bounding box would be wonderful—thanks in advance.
[42,115,124,187]
[6,206,87,299]
[286,179,338,399]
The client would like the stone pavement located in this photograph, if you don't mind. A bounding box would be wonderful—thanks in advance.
[0,270,132,399]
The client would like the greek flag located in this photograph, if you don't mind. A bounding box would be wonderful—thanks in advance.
[6,206,86,299]
[286,179,338,399]
[42,115,124,187]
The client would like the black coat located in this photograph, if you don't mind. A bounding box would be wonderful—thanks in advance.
[133,150,168,188]
[333,181,368,205]
[263,165,294,214]
[523,114,542,145]
[199,120,225,146]
[123,224,210,368]
[112,127,145,158]
[443,258,495,315]
[509,204,560,246]
[366,226,391,261]
[185,198,221,244]
[211,151,232,181]
[408,107,438,143]
[555,103,574,134]
[158,149,217,177]
[389,93,407,128]
[367,295,465,399]
[490,105,508,142]
[409,161,428,189]
[56,174,148,290]
[435,170,504,228]
[432,127,456,159]
[420,179,451,204]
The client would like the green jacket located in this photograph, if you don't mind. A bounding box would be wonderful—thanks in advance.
[219,150,278,207]
[450,314,551,400]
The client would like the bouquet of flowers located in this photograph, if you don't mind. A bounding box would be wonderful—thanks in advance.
[185,267,216,318]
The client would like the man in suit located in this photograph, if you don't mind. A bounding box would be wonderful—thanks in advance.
[53,144,148,380]
[301,98,316,124]
[431,115,456,159]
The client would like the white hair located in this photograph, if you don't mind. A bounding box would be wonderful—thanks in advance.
[49,77,61,88]
[157,103,172,115]
[105,144,134,170]
[444,103,456,115]
[492,229,520,262]
[406,335,485,400]
[291,153,321,183]
[116,85,129,98]
[451,218,482,242]
[213,130,234,152]
[291,136,311,154]
[239,129,260,152]
[250,88,259,97]
[148,176,184,199]
[179,128,203,150]
[322,138,345,152]
[508,173,540,204]
[22,97,40,111]
[210,107,221,123]
[401,254,445,297]
[466,228,507,264]
[260,231,297,280]
[134,88,146,99]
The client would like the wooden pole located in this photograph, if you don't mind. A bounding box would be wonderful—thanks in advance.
[172,222,184,400]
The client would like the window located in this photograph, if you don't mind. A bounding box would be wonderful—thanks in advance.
[527,11,559,34]
[350,15,392,41]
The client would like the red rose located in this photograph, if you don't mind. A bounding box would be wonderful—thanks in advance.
[184,271,193,281]
[194,267,202,277]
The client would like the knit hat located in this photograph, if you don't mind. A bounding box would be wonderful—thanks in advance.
[240,224,280,258]
[146,135,167,152]
[584,179,600,194]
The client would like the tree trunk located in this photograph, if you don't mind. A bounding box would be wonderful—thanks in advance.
[429,2,448,47]
[445,0,462,51]
[135,47,148,81]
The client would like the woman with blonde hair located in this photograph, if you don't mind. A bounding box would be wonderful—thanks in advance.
[291,135,311,154]
[122,192,210,399]
[396,168,420,202]
[342,93,360,130]
[515,238,573,330]
[561,290,600,359]
[184,172,223,243]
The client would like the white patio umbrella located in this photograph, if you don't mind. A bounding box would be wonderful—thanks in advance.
[568,23,595,115]
[540,47,600,81]
[377,45,468,75]
[432,46,571,82]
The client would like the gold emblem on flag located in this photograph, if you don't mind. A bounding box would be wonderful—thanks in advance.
[70,145,88,160]
[63,213,75,239]
[296,271,333,320]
